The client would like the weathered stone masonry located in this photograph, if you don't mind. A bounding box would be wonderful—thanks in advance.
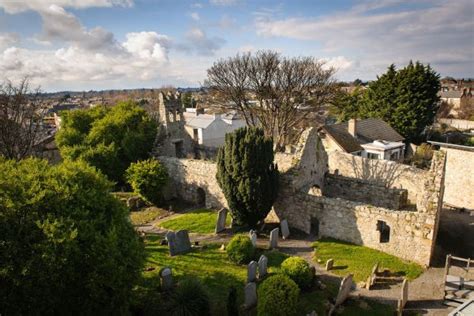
[159,128,446,266]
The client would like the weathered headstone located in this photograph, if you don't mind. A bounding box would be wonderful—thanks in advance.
[269,228,279,249]
[334,274,353,307]
[215,208,228,233]
[258,255,268,279]
[244,282,257,309]
[247,260,258,282]
[249,230,257,247]
[366,262,379,289]
[280,219,290,239]
[397,279,408,316]
[165,231,178,256]
[160,267,173,290]
[175,230,192,254]
[326,259,334,271]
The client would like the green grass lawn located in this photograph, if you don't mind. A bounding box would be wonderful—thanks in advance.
[313,238,424,282]
[158,208,231,234]
[130,207,168,225]
[139,235,393,315]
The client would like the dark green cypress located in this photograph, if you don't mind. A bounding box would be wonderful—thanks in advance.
[216,127,279,228]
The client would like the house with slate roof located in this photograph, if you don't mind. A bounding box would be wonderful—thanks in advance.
[319,118,405,161]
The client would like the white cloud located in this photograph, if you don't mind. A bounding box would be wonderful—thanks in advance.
[255,0,474,78]
[190,12,200,21]
[322,56,353,71]
[0,0,132,14]
[0,33,19,50]
[209,0,237,6]
[182,27,225,56]
[123,32,170,62]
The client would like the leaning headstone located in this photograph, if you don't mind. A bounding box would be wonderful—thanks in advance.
[397,279,408,316]
[334,274,353,307]
[258,255,268,279]
[165,231,177,256]
[269,228,279,249]
[366,262,379,289]
[247,261,258,282]
[326,259,334,271]
[249,230,257,247]
[160,267,173,290]
[244,282,257,309]
[280,219,290,239]
[215,208,228,233]
[175,230,192,254]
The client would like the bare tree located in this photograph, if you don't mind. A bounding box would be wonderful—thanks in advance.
[0,78,45,160]
[206,50,337,150]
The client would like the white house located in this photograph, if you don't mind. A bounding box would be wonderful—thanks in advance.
[184,110,247,148]
[319,118,405,161]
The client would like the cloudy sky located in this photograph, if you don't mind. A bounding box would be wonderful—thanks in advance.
[0,0,473,92]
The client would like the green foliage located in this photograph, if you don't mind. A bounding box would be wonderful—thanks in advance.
[56,101,158,183]
[167,278,211,316]
[280,257,313,289]
[313,238,424,282]
[409,143,434,169]
[181,92,195,108]
[226,234,255,264]
[226,286,239,316]
[332,62,440,143]
[126,159,168,205]
[330,87,366,122]
[0,158,144,314]
[257,274,300,316]
[216,127,279,227]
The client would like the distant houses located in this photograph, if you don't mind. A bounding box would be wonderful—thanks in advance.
[319,118,405,161]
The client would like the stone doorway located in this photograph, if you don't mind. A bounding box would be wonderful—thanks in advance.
[310,217,320,237]
[174,140,184,158]
[196,187,206,207]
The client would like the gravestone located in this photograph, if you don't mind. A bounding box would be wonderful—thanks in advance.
[160,267,173,290]
[165,231,178,256]
[269,228,279,249]
[326,259,334,271]
[397,279,408,316]
[258,255,268,279]
[215,208,228,233]
[247,261,258,282]
[366,262,379,289]
[280,219,290,239]
[334,274,353,307]
[249,230,257,247]
[175,230,192,254]
[244,282,257,309]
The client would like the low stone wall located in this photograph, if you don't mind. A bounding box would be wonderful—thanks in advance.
[327,151,428,209]
[442,147,474,210]
[324,174,408,210]
[159,157,227,209]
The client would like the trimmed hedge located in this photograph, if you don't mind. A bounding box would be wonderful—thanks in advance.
[257,274,299,316]
[281,257,313,289]
[226,234,255,264]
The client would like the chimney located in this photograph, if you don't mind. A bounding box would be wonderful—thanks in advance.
[348,119,357,137]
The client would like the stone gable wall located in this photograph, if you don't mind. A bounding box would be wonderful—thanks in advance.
[442,147,474,210]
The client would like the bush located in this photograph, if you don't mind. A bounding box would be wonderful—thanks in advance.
[126,159,168,205]
[226,286,239,316]
[257,274,300,316]
[0,158,144,314]
[167,278,210,316]
[226,234,255,264]
[280,257,313,289]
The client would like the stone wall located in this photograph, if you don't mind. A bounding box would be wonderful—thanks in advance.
[327,151,428,209]
[442,147,474,210]
[323,174,408,210]
[160,128,446,266]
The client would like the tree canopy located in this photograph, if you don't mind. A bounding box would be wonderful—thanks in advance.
[56,101,158,183]
[0,158,144,314]
[331,62,440,143]
[216,127,279,227]
[206,50,336,150]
